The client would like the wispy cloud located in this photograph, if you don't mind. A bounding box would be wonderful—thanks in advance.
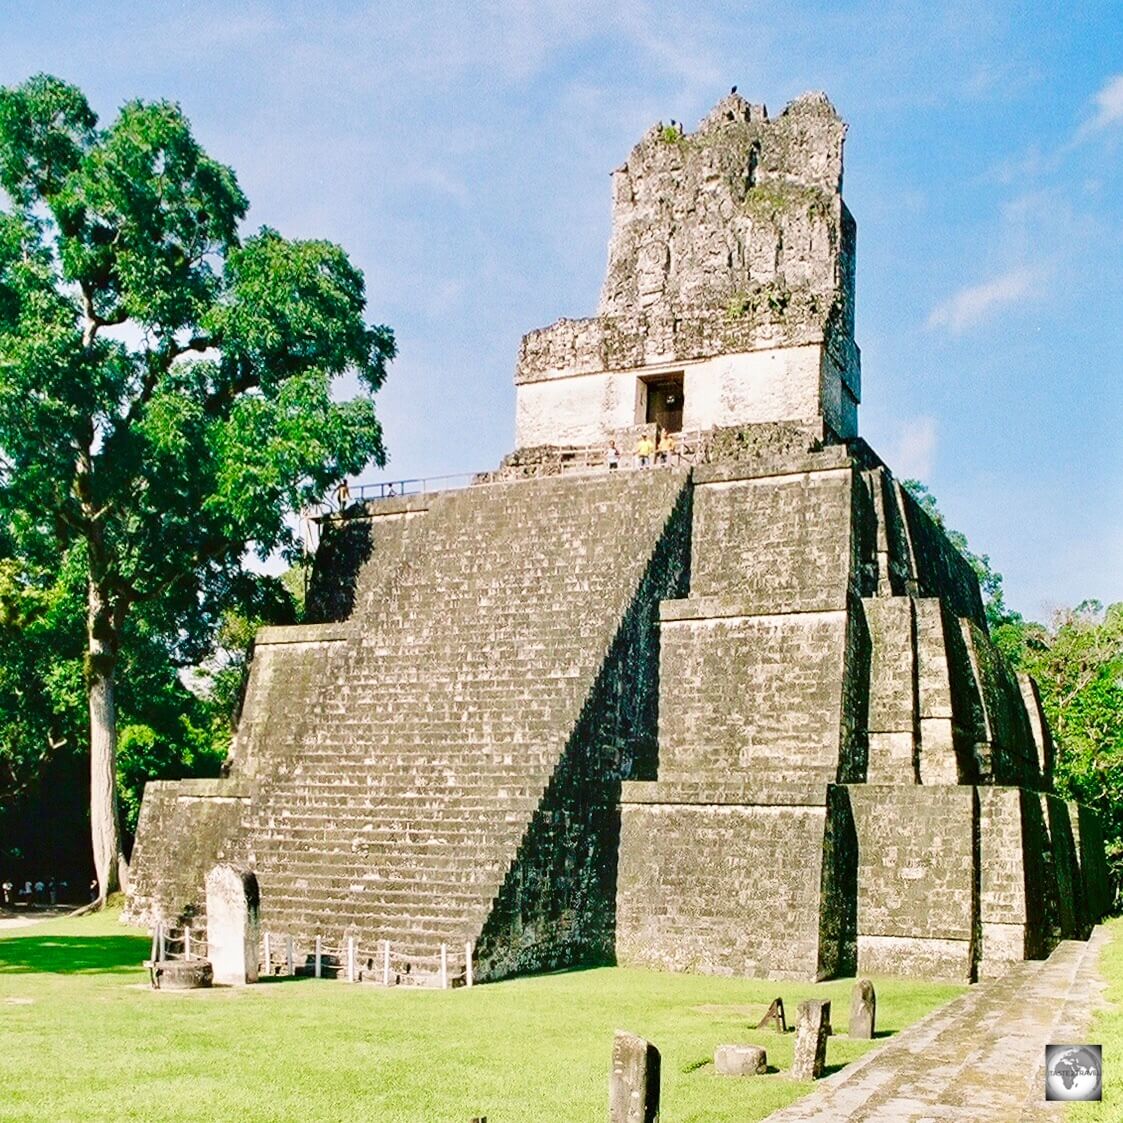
[885,416,938,480]
[1078,73,1123,137]
[926,266,1043,333]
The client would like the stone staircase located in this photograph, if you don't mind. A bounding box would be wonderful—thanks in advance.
[233,468,692,979]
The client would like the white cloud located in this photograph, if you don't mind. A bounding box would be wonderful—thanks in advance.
[884,416,938,480]
[1079,73,1123,136]
[926,266,1042,334]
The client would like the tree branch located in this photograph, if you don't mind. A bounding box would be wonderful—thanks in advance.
[79,282,126,350]
[204,368,259,415]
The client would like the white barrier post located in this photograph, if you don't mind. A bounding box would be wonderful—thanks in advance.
[382,940,391,986]
[157,922,165,961]
[183,927,191,959]
[465,942,474,988]
[440,943,448,989]
[314,936,322,979]
[347,936,356,983]
[286,935,294,976]
[263,932,271,977]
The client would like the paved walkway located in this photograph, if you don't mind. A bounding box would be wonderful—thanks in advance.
[0,906,84,930]
[765,928,1109,1122]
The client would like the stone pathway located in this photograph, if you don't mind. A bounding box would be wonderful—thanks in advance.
[0,906,84,930]
[765,928,1110,1122]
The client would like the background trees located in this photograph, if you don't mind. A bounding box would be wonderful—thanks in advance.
[0,75,393,900]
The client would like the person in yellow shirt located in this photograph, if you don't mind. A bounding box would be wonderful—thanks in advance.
[657,428,676,465]
[635,433,654,467]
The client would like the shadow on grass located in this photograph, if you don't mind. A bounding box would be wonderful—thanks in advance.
[0,934,149,975]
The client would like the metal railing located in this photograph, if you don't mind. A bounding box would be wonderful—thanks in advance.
[299,430,712,554]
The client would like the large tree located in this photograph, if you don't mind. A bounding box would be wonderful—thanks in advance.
[0,76,394,900]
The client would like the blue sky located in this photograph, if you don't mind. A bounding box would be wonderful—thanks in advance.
[3,1,1121,618]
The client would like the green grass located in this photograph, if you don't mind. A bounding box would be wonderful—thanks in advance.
[0,910,963,1122]
[1071,916,1123,1121]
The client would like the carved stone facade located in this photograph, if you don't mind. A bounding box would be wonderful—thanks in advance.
[127,93,1108,987]
[515,92,860,449]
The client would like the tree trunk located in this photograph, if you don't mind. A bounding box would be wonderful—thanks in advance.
[87,580,127,902]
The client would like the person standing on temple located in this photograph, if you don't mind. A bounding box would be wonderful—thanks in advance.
[635,432,654,468]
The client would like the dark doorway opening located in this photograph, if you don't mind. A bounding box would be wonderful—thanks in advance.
[643,373,684,432]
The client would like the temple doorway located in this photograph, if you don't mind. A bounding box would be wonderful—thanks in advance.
[642,373,684,432]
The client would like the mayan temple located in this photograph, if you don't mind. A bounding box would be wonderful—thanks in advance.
[127,91,1109,986]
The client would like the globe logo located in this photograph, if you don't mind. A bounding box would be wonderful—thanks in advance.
[1045,1044,1102,1101]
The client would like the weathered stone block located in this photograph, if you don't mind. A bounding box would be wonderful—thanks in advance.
[151,958,213,990]
[715,1044,768,1076]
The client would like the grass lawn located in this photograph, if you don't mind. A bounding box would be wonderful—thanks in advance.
[1071,916,1123,1122]
[0,909,964,1122]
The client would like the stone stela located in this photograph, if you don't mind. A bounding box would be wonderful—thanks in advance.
[792,999,831,1081]
[126,90,1110,992]
[715,1044,768,1077]
[850,978,876,1039]
[205,865,260,986]
[609,1030,660,1123]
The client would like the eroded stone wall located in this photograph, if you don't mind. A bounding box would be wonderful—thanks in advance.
[513,91,862,448]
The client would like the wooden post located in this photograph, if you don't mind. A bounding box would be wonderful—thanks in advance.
[465,942,474,987]
[383,939,390,986]
[263,932,271,976]
[347,935,356,983]
[286,935,294,976]
[183,926,191,959]
[314,936,322,979]
[440,943,448,989]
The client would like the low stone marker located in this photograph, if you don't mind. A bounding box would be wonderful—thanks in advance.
[609,1029,660,1123]
[756,997,787,1032]
[715,1044,768,1076]
[850,978,876,1039]
[151,958,213,990]
[791,999,831,1080]
[205,864,260,986]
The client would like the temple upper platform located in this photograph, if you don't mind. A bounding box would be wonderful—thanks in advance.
[514,92,860,450]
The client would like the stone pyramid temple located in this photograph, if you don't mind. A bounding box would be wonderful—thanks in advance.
[128,92,1109,986]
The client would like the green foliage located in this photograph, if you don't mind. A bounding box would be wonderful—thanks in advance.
[1020,602,1123,905]
[724,282,792,322]
[743,181,832,223]
[0,75,393,867]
